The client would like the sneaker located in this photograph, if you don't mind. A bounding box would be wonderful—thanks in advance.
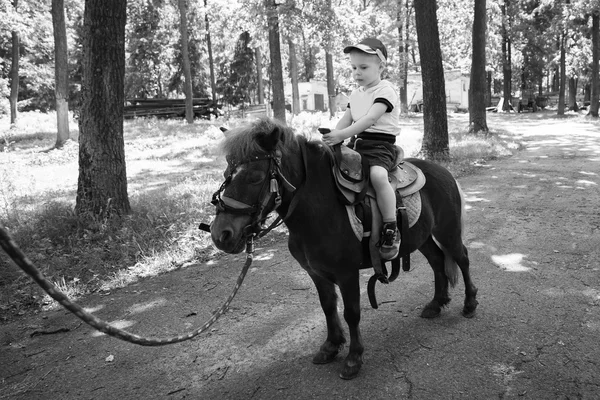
[378,222,400,260]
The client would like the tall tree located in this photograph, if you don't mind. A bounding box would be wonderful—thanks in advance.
[222,32,255,106]
[204,0,217,103]
[501,0,513,111]
[558,32,567,115]
[469,0,488,133]
[266,0,285,123]
[397,0,411,114]
[178,0,194,124]
[414,0,449,161]
[589,9,599,117]
[9,0,19,125]
[288,38,300,115]
[325,0,336,118]
[326,51,335,117]
[255,46,265,104]
[76,0,130,217]
[51,0,70,148]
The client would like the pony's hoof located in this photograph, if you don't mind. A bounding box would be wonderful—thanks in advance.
[312,341,343,364]
[420,305,441,319]
[462,300,478,318]
[339,355,362,380]
[312,349,339,364]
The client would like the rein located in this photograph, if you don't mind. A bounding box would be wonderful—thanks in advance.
[0,144,308,345]
[0,225,255,346]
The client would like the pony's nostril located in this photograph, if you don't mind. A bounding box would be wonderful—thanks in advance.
[219,229,232,243]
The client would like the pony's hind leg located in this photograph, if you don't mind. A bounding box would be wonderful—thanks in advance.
[431,237,478,318]
[455,244,479,318]
[419,236,452,318]
[308,272,346,365]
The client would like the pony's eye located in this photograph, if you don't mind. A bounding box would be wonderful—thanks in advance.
[245,170,266,184]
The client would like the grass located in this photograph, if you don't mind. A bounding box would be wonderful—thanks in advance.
[0,110,522,321]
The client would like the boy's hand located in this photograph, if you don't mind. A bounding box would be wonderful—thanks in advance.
[321,129,344,146]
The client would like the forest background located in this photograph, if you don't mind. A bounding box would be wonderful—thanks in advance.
[1,0,600,120]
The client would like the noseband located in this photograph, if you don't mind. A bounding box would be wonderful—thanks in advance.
[211,150,298,237]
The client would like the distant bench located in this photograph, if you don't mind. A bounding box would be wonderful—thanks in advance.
[124,98,222,119]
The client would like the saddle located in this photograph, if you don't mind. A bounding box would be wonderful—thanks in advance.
[332,144,425,204]
[330,144,426,307]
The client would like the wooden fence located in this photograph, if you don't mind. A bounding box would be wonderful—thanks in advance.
[124,98,222,119]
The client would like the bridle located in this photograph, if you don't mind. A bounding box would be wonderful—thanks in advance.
[211,148,300,238]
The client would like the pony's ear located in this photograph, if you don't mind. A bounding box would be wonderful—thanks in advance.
[219,126,229,133]
[256,120,285,151]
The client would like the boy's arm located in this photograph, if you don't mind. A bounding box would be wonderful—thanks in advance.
[323,103,387,145]
[335,108,353,130]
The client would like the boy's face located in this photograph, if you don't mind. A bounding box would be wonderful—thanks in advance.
[348,51,384,89]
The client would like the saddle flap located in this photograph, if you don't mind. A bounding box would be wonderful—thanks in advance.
[337,145,363,182]
[391,163,418,189]
[391,161,426,197]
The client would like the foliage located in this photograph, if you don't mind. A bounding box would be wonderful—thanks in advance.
[218,31,256,106]
[0,0,599,115]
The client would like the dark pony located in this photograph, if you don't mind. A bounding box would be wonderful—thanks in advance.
[211,117,478,379]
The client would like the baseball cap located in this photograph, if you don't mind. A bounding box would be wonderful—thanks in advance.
[343,38,387,62]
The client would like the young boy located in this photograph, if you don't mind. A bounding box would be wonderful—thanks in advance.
[321,37,401,260]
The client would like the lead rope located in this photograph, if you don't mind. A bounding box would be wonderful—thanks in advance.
[0,225,254,346]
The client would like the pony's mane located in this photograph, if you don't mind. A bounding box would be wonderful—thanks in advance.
[219,117,303,162]
[219,117,335,168]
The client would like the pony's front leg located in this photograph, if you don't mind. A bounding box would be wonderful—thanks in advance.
[308,272,346,365]
[337,272,364,380]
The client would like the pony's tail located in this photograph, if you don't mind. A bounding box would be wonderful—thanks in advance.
[432,236,459,288]
[456,180,466,239]
[431,179,465,288]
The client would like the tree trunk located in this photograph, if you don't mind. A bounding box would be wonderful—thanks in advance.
[288,39,300,115]
[326,51,335,117]
[204,0,217,103]
[76,0,130,217]
[486,70,492,107]
[589,10,599,118]
[266,0,285,123]
[325,0,336,118]
[468,0,488,133]
[301,32,316,81]
[52,0,70,148]
[568,77,578,111]
[178,0,194,124]
[397,0,409,114]
[501,0,512,112]
[558,33,566,115]
[9,0,19,125]
[255,47,264,104]
[414,0,449,161]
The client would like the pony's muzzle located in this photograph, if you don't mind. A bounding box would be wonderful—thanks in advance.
[211,219,248,254]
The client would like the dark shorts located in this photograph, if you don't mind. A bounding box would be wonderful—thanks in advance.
[353,139,398,171]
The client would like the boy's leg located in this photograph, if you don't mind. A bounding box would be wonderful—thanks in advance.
[370,166,400,260]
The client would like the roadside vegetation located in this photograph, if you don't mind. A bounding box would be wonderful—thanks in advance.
[0,111,522,321]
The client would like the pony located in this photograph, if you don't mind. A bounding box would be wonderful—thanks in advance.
[210,117,478,379]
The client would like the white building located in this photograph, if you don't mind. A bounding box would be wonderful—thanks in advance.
[407,69,470,111]
[284,80,329,112]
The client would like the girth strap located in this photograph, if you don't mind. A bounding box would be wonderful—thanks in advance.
[396,192,411,272]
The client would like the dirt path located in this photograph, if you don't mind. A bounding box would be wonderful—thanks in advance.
[1,114,599,399]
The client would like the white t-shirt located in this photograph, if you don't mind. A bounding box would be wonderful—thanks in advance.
[349,79,400,138]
